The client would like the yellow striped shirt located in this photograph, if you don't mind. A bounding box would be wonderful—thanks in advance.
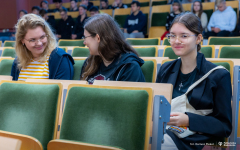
[18,57,49,81]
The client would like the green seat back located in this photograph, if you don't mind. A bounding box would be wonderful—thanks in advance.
[0,59,14,75]
[151,13,169,26]
[212,62,230,72]
[200,47,212,58]
[163,47,178,59]
[0,82,60,150]
[4,41,15,47]
[2,48,16,58]
[209,37,240,45]
[60,86,149,150]
[127,39,159,45]
[60,47,67,52]
[162,38,170,45]
[152,1,168,6]
[141,60,154,82]
[140,2,149,7]
[219,47,240,59]
[73,60,85,80]
[72,48,90,57]
[135,47,156,57]
[203,10,213,22]
[115,15,129,28]
[59,40,84,47]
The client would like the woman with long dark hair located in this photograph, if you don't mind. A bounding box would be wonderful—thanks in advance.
[80,14,145,84]
[156,12,232,150]
[192,0,208,32]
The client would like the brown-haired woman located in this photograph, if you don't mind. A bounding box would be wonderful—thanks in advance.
[192,0,208,32]
[156,12,232,150]
[80,14,145,84]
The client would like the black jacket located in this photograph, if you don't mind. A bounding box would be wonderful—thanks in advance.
[57,16,75,39]
[80,52,146,84]
[74,15,88,39]
[47,16,56,32]
[156,53,232,150]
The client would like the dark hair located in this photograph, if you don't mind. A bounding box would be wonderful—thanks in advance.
[40,0,48,7]
[19,10,28,14]
[53,0,62,3]
[170,12,203,51]
[131,1,140,7]
[171,0,184,13]
[89,6,99,12]
[100,0,108,3]
[60,7,68,13]
[39,9,48,17]
[79,4,87,10]
[192,0,203,18]
[70,0,77,2]
[81,14,138,80]
[32,6,41,11]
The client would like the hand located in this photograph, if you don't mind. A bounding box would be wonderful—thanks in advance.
[56,34,61,39]
[71,34,77,39]
[124,29,127,33]
[167,112,189,127]
[214,28,221,33]
[132,30,139,33]
[211,27,215,32]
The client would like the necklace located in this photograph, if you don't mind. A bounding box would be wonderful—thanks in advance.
[178,71,193,91]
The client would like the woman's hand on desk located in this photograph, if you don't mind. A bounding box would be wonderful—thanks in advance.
[167,112,189,127]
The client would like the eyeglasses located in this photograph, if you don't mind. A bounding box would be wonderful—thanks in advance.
[167,34,196,44]
[25,34,48,45]
[82,35,92,40]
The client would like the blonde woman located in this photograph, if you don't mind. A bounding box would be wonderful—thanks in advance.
[11,14,74,81]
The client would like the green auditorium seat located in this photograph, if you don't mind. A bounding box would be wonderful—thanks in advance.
[163,46,178,59]
[141,59,157,82]
[151,0,168,6]
[58,47,68,52]
[0,58,14,75]
[202,2,215,22]
[48,84,153,150]
[162,37,170,45]
[138,0,150,7]
[218,46,240,59]
[2,48,16,58]
[127,38,160,45]
[3,41,15,47]
[208,37,240,45]
[113,8,131,28]
[73,59,85,80]
[58,40,85,47]
[151,5,171,27]
[134,47,157,57]
[0,81,62,150]
[71,47,90,57]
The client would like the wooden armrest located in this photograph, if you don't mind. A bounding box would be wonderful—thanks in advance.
[0,130,43,150]
[0,136,21,150]
[48,139,123,150]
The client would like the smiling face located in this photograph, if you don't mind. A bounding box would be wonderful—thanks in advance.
[83,29,100,55]
[170,23,201,57]
[22,26,48,59]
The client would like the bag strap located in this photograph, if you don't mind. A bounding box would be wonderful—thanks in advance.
[185,66,227,95]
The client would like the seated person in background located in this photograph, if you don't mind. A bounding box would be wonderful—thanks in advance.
[112,0,127,9]
[40,0,53,13]
[191,0,208,33]
[56,8,75,39]
[32,6,41,15]
[40,9,56,32]
[161,0,184,40]
[156,12,232,150]
[69,0,79,11]
[19,10,28,18]
[123,1,147,38]
[80,14,145,84]
[11,14,74,81]
[53,0,66,12]
[100,0,112,9]
[204,0,236,38]
[89,6,100,17]
[72,5,88,39]
[80,0,94,10]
